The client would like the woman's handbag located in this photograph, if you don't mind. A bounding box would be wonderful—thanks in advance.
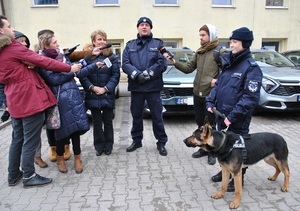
[46,86,61,129]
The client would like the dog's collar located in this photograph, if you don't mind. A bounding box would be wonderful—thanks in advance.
[212,131,226,152]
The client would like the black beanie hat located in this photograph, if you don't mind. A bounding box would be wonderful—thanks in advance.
[137,17,153,29]
[14,31,31,48]
[229,27,254,49]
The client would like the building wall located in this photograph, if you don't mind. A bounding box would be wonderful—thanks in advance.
[2,0,300,52]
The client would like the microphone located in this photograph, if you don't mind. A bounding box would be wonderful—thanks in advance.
[158,46,174,59]
[99,43,112,50]
[102,54,116,68]
[79,54,93,67]
[64,44,80,56]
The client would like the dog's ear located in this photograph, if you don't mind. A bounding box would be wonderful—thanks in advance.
[201,123,212,142]
[204,116,209,125]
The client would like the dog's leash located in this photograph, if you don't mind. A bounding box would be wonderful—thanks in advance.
[212,108,229,132]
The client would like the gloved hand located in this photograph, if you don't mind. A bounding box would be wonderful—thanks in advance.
[137,70,151,84]
[1,110,10,122]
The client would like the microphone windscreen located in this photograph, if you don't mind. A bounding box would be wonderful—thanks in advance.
[158,46,167,54]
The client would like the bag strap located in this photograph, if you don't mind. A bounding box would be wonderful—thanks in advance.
[56,85,61,104]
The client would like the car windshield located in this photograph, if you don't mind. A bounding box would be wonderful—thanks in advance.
[283,51,300,66]
[251,51,296,67]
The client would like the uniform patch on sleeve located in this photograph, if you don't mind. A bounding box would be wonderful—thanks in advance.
[248,80,259,92]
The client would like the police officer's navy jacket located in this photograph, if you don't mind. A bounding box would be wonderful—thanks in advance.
[122,33,167,92]
[206,49,263,134]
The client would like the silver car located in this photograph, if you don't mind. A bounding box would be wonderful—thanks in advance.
[251,49,300,113]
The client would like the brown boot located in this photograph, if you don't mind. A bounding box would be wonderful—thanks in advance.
[57,156,68,173]
[74,154,83,174]
[49,146,57,162]
[64,144,71,160]
[35,156,48,168]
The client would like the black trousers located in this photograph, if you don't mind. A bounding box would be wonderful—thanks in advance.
[130,91,167,144]
[193,94,215,128]
[91,107,114,152]
[56,131,81,156]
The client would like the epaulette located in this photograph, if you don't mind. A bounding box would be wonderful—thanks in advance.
[153,38,163,42]
[126,39,134,44]
[247,58,258,67]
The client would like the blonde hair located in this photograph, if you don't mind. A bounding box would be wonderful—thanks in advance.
[38,31,54,50]
[90,29,107,43]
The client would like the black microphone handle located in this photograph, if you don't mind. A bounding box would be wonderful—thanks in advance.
[99,43,112,50]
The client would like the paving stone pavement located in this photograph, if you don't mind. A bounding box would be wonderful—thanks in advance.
[0,83,300,211]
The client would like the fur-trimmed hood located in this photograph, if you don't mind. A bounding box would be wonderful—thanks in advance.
[0,34,12,49]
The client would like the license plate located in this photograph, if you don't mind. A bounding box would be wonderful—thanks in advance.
[175,97,193,105]
[298,96,300,101]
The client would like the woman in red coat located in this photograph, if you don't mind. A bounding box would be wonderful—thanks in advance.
[0,15,81,187]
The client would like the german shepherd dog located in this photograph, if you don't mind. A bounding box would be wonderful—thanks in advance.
[183,121,290,209]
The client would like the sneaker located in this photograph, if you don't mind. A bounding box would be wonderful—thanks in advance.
[23,173,52,187]
[8,171,23,186]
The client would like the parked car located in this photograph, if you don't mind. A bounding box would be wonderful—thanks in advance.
[144,48,300,117]
[281,50,300,66]
[251,49,300,113]
[143,48,195,117]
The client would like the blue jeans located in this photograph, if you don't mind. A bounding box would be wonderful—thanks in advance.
[0,83,5,107]
[8,112,45,179]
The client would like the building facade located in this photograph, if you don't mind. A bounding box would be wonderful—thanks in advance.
[1,0,300,60]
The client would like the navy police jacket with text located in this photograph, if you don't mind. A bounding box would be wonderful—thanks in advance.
[122,33,167,92]
[206,49,263,134]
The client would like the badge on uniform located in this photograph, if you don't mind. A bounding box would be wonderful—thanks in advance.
[248,80,259,92]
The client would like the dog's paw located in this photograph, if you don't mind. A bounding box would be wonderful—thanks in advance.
[267,175,277,181]
[211,191,224,199]
[281,186,288,192]
[229,200,240,209]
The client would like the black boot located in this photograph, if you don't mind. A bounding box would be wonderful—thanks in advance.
[211,170,232,182]
[1,110,10,122]
[227,168,246,192]
[192,148,208,158]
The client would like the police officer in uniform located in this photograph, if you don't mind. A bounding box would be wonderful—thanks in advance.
[122,17,168,156]
[206,27,263,192]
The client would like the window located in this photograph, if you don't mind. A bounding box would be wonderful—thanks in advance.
[154,0,179,6]
[163,41,178,48]
[33,0,58,5]
[212,0,233,6]
[262,41,279,51]
[266,0,284,6]
[95,0,119,6]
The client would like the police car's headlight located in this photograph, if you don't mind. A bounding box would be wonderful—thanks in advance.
[261,77,279,93]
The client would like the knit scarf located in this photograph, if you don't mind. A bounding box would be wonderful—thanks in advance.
[196,38,218,54]
[42,49,64,62]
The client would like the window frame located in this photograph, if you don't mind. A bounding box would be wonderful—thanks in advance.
[211,0,234,8]
[153,0,179,7]
[32,0,58,7]
[94,0,120,7]
[265,0,285,8]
